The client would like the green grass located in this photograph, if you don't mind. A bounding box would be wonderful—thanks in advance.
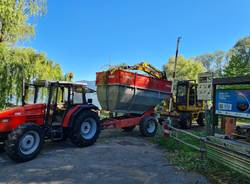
[151,129,249,184]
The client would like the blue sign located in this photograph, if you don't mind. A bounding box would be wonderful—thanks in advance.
[215,89,250,118]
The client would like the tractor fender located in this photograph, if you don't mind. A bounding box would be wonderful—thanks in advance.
[62,104,99,128]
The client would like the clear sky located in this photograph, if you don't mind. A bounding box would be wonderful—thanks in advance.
[21,0,250,81]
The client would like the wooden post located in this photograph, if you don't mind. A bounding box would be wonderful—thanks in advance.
[224,117,236,138]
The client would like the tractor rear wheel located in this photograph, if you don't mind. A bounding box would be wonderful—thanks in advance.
[197,112,205,126]
[5,123,44,162]
[122,125,136,132]
[139,116,158,137]
[70,111,100,147]
[179,112,192,129]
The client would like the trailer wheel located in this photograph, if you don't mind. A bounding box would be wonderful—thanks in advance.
[5,123,44,162]
[139,116,158,137]
[197,112,205,126]
[122,126,136,132]
[70,111,100,147]
[179,113,192,129]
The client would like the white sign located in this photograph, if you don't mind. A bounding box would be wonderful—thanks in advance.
[197,72,213,100]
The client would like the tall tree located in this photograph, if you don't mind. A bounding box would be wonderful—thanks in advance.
[164,55,206,80]
[194,50,225,76]
[194,53,214,71]
[0,0,46,42]
[0,1,68,109]
[0,43,64,108]
[224,36,250,77]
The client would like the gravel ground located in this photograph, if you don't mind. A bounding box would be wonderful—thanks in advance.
[0,129,211,184]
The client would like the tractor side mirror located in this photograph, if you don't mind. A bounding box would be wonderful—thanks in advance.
[87,98,93,104]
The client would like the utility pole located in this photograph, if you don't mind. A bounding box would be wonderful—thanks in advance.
[173,37,181,79]
[168,37,181,113]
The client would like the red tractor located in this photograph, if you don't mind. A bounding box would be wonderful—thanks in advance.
[0,80,101,162]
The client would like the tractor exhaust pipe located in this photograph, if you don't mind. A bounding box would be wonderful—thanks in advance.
[22,78,25,106]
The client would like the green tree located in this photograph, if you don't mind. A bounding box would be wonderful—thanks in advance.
[0,43,64,108]
[224,36,250,77]
[0,0,46,42]
[0,1,68,109]
[194,50,225,76]
[194,53,214,71]
[164,55,206,80]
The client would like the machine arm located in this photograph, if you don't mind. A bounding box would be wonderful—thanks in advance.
[111,62,167,80]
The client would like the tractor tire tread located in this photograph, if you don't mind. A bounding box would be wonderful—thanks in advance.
[70,110,100,147]
[4,122,44,162]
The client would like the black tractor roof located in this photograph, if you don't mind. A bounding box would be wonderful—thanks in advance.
[27,80,96,93]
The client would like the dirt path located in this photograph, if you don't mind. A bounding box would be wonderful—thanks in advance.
[0,129,211,184]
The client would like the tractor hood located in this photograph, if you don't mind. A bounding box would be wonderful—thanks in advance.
[0,104,46,119]
[0,106,25,119]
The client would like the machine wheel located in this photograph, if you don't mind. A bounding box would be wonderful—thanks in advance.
[0,143,4,152]
[122,125,136,132]
[70,111,100,147]
[246,129,250,142]
[197,112,205,126]
[179,113,192,129]
[139,116,158,137]
[5,123,44,162]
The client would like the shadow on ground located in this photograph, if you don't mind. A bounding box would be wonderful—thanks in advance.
[0,129,210,184]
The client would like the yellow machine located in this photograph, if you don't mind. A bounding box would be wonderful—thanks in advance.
[173,80,205,128]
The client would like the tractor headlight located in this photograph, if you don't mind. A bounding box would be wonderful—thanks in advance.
[0,118,9,123]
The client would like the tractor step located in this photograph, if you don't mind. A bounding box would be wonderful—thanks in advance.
[51,121,62,126]
[50,126,64,141]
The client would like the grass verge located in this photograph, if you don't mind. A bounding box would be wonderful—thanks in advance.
[151,130,249,184]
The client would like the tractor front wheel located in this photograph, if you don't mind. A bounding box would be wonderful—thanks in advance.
[70,111,100,147]
[139,116,158,137]
[5,123,44,162]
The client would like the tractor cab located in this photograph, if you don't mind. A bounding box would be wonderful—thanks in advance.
[23,80,95,127]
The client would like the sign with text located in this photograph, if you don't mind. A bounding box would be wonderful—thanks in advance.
[197,72,213,100]
[215,89,250,118]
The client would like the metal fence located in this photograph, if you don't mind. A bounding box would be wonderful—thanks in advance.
[169,125,207,159]
[169,125,250,178]
[206,138,250,178]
